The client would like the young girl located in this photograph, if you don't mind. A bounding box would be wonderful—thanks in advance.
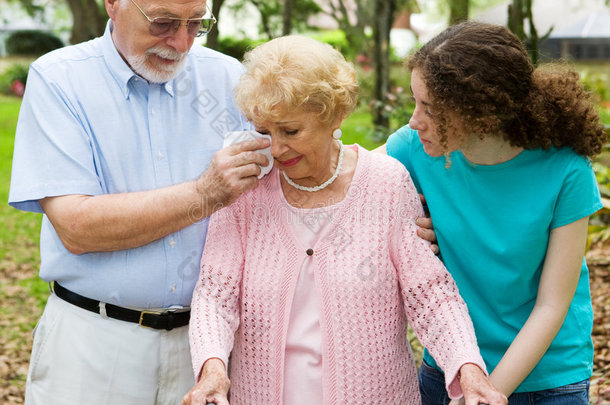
[379,21,606,404]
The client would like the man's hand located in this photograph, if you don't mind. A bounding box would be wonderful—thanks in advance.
[182,359,230,405]
[416,194,439,254]
[455,363,507,405]
[195,138,270,209]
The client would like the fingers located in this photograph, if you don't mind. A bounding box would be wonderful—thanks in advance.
[416,227,437,243]
[415,216,433,230]
[415,217,439,254]
[181,369,230,405]
[196,144,271,208]
[233,150,269,168]
[229,137,270,154]
[458,364,507,405]
[419,193,430,215]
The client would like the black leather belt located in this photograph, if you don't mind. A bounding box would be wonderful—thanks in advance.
[53,282,190,330]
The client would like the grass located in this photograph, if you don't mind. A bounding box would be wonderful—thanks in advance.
[342,108,381,149]
[0,96,41,263]
[0,95,42,266]
[0,94,45,394]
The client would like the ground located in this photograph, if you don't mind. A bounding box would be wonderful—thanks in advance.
[1,245,609,404]
[587,246,610,404]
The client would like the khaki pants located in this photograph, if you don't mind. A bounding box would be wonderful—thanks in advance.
[25,293,195,405]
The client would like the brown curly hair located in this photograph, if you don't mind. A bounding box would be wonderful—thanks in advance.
[407,21,606,157]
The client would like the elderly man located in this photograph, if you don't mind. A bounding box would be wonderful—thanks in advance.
[8,0,268,403]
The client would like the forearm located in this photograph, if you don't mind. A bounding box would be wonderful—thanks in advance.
[41,138,269,254]
[490,218,588,396]
[489,303,569,396]
[41,180,216,254]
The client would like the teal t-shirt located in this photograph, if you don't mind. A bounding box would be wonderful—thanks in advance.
[386,125,602,392]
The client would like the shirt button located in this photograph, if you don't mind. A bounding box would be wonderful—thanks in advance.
[151,109,157,115]
[157,151,164,160]
[169,238,176,248]
[170,285,176,293]
[306,248,314,256]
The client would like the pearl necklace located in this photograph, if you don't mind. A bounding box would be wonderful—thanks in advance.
[282,141,345,192]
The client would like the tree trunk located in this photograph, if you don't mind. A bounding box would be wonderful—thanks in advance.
[507,0,525,41]
[524,0,539,65]
[206,0,226,50]
[508,0,546,65]
[250,0,275,39]
[282,0,294,35]
[65,0,106,44]
[324,0,369,56]
[372,0,396,129]
[449,0,469,25]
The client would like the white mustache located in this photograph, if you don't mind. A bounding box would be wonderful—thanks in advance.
[147,46,186,62]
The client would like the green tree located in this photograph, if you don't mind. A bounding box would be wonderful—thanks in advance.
[449,0,469,24]
[321,0,371,56]
[64,0,106,44]
[9,0,106,44]
[230,0,320,39]
[372,0,397,128]
[319,0,418,129]
[283,0,295,35]
[507,0,552,65]
[206,0,228,50]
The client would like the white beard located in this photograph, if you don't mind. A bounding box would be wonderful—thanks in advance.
[127,45,188,83]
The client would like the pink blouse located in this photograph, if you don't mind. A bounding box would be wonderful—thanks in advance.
[283,205,336,404]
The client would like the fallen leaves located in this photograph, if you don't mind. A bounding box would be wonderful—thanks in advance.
[1,250,609,403]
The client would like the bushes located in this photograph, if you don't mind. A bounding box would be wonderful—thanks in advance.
[214,37,264,61]
[212,31,355,61]
[309,30,354,58]
[0,64,29,97]
[6,30,64,56]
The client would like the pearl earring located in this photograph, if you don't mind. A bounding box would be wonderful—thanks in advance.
[332,128,342,139]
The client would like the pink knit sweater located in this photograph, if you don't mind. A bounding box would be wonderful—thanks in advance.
[190,145,486,404]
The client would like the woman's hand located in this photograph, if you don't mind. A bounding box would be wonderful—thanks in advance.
[182,358,230,405]
[457,363,507,405]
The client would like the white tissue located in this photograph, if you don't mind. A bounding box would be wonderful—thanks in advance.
[222,130,273,179]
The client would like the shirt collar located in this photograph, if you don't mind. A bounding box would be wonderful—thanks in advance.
[101,21,180,99]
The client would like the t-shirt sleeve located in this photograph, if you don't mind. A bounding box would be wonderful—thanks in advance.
[385,125,422,192]
[551,155,603,229]
[8,64,103,213]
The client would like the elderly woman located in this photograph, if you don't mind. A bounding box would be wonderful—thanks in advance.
[182,36,506,405]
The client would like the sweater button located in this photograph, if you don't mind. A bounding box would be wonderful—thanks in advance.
[306,248,314,256]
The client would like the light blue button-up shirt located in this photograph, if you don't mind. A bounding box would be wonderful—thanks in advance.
[9,23,249,308]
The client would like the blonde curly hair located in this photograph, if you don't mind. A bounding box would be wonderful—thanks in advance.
[234,35,359,125]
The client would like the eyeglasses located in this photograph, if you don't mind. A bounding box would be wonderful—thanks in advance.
[130,0,216,38]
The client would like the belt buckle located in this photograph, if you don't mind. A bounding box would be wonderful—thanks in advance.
[138,308,181,329]
[138,310,163,328]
